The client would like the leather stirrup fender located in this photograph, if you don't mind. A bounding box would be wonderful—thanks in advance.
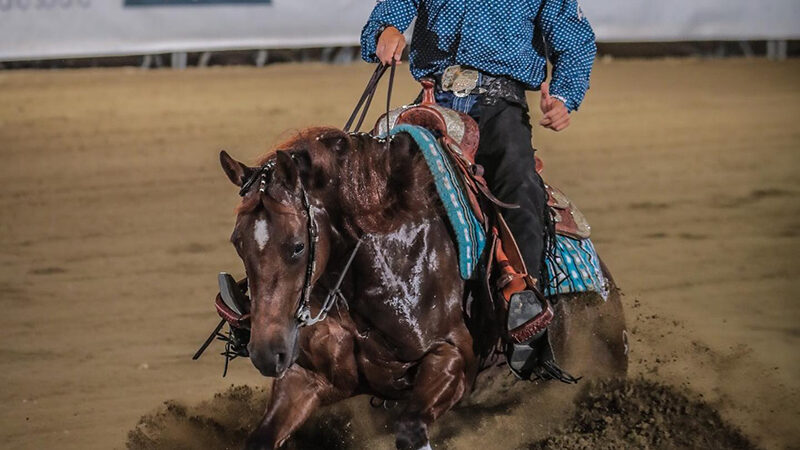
[494,212,530,282]
[494,241,527,300]
[491,214,555,344]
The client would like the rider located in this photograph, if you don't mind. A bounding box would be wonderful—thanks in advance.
[360,0,596,380]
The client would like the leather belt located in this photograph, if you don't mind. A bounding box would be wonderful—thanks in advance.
[435,65,527,108]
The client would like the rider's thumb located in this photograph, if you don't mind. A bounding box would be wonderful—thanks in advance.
[540,82,551,111]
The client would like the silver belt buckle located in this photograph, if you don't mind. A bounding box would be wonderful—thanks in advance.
[441,65,479,98]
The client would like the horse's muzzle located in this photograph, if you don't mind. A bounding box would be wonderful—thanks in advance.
[248,328,299,378]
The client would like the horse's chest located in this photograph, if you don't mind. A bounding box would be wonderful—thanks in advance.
[345,218,464,393]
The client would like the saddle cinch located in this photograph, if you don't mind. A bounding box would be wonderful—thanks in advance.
[373,79,591,344]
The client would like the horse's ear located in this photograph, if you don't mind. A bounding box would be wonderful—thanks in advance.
[268,150,300,204]
[219,150,254,187]
[290,148,311,181]
[317,132,350,155]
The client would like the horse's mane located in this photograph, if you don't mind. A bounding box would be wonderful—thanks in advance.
[247,127,436,234]
[334,131,436,234]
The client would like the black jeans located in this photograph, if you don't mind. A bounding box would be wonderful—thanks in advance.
[469,99,548,284]
[422,89,549,285]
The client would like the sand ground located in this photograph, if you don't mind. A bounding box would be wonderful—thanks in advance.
[0,59,798,449]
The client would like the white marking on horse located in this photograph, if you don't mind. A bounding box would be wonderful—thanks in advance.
[369,221,431,341]
[254,219,269,250]
[417,444,432,450]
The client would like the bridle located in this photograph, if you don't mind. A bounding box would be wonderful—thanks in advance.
[193,158,361,373]
[290,60,395,326]
[293,185,321,326]
[237,158,362,328]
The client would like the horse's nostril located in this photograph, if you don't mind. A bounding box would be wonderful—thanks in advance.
[275,352,287,369]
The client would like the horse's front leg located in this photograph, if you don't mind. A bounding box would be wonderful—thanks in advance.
[395,335,475,450]
[245,366,335,449]
[246,321,358,450]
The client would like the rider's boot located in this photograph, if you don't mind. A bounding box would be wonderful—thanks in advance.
[505,289,580,384]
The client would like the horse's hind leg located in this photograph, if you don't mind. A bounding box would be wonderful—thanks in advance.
[395,338,475,450]
[591,286,629,375]
[549,285,629,379]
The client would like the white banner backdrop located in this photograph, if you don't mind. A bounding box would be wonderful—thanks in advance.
[0,0,375,61]
[0,0,798,61]
[581,0,800,42]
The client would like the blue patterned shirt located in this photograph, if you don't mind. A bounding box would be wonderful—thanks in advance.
[360,0,596,112]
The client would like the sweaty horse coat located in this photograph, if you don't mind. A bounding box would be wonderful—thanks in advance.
[217,126,628,450]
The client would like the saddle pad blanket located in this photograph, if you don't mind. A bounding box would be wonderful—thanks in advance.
[388,124,485,279]
[544,235,609,300]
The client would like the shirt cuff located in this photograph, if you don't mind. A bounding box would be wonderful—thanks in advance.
[551,95,569,109]
[549,78,589,112]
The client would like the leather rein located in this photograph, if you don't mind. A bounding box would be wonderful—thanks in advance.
[292,61,395,326]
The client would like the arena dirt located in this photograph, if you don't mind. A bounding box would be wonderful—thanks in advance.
[0,59,798,449]
[126,377,756,450]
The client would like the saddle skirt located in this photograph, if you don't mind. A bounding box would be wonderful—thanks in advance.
[374,79,590,242]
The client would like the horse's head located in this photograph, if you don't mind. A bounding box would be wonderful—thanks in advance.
[219,147,335,378]
[217,127,429,376]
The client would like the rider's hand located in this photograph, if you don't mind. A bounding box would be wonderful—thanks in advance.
[376,26,405,65]
[539,82,571,132]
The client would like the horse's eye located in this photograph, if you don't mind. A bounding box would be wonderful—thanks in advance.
[292,242,306,257]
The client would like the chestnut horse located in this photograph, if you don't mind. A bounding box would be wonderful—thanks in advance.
[218,127,627,450]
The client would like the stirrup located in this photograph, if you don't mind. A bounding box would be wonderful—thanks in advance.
[506,289,553,344]
[218,272,249,316]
